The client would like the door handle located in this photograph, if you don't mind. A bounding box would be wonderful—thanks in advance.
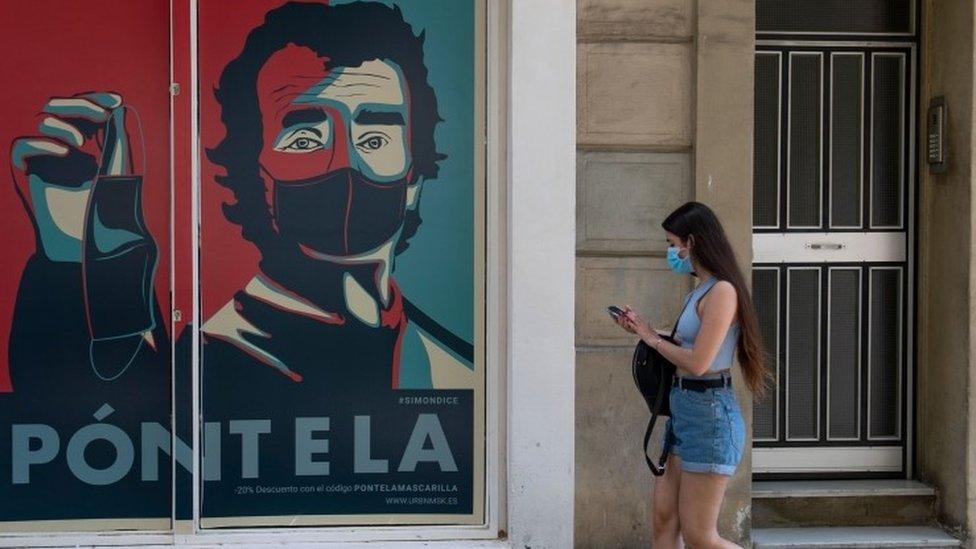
[806,242,846,250]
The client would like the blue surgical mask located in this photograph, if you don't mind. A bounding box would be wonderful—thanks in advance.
[666,246,694,275]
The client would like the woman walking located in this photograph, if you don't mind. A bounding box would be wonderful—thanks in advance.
[614,201,770,548]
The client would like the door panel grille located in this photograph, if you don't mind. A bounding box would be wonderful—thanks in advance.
[787,268,820,440]
[830,54,863,228]
[753,268,780,440]
[755,52,781,228]
[869,267,902,439]
[871,54,905,228]
[788,53,822,228]
[828,268,860,440]
[757,0,914,35]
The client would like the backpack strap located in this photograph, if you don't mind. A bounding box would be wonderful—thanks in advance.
[691,277,720,317]
[642,373,670,476]
[668,288,696,340]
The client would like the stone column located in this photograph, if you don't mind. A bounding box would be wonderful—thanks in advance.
[917,0,976,541]
[576,0,696,547]
[694,0,755,543]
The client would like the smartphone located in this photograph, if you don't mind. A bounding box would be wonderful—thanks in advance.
[607,305,625,318]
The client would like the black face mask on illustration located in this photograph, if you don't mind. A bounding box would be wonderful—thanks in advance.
[272,166,409,257]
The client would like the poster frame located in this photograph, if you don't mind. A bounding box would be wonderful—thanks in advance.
[183,0,505,541]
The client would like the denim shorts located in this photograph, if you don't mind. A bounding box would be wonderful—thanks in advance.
[663,382,746,476]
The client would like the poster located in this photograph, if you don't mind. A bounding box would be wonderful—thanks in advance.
[196,0,486,527]
[0,0,485,531]
[0,0,174,530]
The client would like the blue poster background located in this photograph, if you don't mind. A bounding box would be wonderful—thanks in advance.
[332,0,477,344]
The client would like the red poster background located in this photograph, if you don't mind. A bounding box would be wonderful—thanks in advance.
[0,0,172,392]
[197,0,329,321]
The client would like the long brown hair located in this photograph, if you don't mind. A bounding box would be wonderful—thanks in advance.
[662,202,773,398]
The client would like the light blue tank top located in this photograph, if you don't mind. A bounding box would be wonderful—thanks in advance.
[673,276,740,379]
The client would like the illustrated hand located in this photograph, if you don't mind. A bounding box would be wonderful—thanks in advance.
[10,92,133,262]
[11,92,157,382]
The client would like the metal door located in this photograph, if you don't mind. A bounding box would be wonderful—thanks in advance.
[751,43,915,476]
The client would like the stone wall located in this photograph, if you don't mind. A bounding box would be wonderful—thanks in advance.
[575,0,754,546]
[916,0,976,542]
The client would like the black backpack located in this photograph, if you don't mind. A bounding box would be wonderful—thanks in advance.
[631,332,677,476]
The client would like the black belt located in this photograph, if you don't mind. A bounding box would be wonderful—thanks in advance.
[673,371,732,392]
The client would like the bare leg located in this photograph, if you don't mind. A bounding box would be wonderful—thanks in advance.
[651,453,684,549]
[677,470,742,549]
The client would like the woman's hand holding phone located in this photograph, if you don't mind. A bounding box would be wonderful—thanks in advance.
[609,304,653,338]
[623,307,653,340]
[608,304,636,333]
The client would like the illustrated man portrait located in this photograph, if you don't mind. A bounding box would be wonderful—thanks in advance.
[200,1,475,396]
[7,1,474,404]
